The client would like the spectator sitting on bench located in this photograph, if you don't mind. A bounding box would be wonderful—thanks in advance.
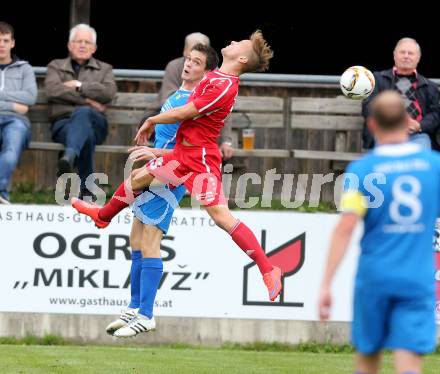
[362,37,440,150]
[44,23,116,197]
[0,22,37,205]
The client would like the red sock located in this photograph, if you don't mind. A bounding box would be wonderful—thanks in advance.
[98,181,140,222]
[229,221,273,275]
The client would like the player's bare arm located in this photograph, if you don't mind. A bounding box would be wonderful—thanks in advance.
[318,213,359,321]
[128,146,172,162]
[135,102,200,144]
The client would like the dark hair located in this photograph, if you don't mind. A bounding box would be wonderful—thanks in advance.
[191,43,219,71]
[371,91,407,130]
[0,22,14,38]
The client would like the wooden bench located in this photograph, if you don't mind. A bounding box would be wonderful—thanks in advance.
[20,90,368,191]
[28,91,288,158]
[18,90,290,189]
[292,149,361,162]
[28,142,130,153]
[290,96,364,166]
[28,92,366,161]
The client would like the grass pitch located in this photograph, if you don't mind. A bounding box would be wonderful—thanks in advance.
[0,345,439,374]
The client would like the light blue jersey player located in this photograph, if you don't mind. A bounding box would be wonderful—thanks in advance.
[132,87,191,233]
[319,91,439,374]
[345,143,439,353]
[104,44,221,338]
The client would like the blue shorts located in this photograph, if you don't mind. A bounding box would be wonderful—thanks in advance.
[352,284,436,355]
[132,184,186,234]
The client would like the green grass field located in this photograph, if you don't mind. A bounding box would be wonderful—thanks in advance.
[0,345,439,374]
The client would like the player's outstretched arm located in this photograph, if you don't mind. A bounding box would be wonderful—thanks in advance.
[318,213,359,321]
[135,102,200,144]
[128,146,172,162]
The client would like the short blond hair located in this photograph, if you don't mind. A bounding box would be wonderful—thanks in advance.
[243,30,274,73]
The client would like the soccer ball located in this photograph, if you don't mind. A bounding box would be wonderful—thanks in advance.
[340,66,375,100]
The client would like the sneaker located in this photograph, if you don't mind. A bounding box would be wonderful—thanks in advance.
[263,266,282,301]
[113,315,156,338]
[71,197,110,228]
[0,195,11,205]
[105,308,138,335]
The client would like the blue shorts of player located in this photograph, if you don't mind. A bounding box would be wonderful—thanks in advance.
[132,184,186,234]
[352,283,436,355]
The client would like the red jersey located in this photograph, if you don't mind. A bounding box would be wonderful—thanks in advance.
[176,69,239,148]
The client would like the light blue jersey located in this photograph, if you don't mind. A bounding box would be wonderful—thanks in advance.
[133,87,191,234]
[342,142,440,353]
[154,88,192,150]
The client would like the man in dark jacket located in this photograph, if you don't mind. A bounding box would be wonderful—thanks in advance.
[44,24,116,196]
[362,38,440,150]
[0,22,37,204]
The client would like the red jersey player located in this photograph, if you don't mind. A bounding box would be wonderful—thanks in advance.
[73,31,282,301]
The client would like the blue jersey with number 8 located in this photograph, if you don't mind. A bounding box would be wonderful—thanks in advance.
[341,142,440,296]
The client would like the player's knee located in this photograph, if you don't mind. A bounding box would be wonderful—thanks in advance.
[207,207,235,231]
[130,237,142,250]
[131,168,142,178]
[141,243,160,258]
[131,169,151,191]
[209,212,229,231]
[130,170,142,190]
[211,215,225,229]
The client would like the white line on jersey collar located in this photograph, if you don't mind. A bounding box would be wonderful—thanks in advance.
[214,69,239,79]
[373,142,422,156]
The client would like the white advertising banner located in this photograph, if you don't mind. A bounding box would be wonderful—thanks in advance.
[0,204,364,321]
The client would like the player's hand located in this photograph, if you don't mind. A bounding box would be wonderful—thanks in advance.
[407,118,422,134]
[128,146,158,162]
[135,118,156,145]
[318,285,332,321]
[12,102,29,114]
[220,142,234,160]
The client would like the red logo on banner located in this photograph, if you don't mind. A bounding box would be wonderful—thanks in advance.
[243,232,305,307]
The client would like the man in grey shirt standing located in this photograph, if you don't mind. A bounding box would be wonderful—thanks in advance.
[0,22,37,204]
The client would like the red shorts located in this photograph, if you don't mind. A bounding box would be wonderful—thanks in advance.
[145,144,226,206]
